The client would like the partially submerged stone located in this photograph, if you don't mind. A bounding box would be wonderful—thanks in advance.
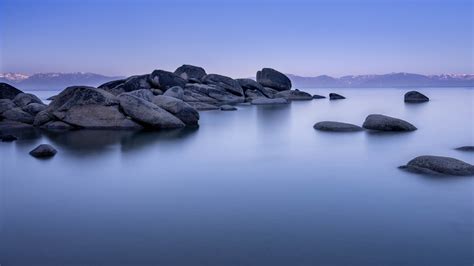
[251,97,288,105]
[313,121,363,132]
[400,155,474,176]
[29,144,57,158]
[329,93,345,100]
[363,114,417,132]
[404,91,429,103]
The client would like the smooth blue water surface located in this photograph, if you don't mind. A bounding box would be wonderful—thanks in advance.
[1,88,473,265]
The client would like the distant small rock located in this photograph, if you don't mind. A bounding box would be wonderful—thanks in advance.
[29,144,57,158]
[363,114,416,132]
[251,97,288,105]
[312,95,326,99]
[220,105,237,111]
[455,146,474,152]
[313,121,363,132]
[1,134,18,142]
[404,91,429,103]
[400,155,474,176]
[329,93,345,100]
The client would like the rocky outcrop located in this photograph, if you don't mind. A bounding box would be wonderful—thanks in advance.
[29,144,57,158]
[400,155,474,176]
[47,86,118,112]
[202,74,244,96]
[404,91,429,103]
[362,114,417,132]
[0,83,23,100]
[236,78,264,92]
[152,95,199,126]
[149,70,186,91]
[251,97,288,105]
[174,65,207,81]
[119,94,185,129]
[313,121,363,132]
[256,68,291,91]
[274,90,312,100]
[329,93,345,100]
[163,86,184,100]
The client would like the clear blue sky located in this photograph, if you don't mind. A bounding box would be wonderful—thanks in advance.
[0,0,472,77]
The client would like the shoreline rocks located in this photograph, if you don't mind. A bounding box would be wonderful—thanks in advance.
[400,155,474,176]
[363,114,417,132]
[313,121,363,132]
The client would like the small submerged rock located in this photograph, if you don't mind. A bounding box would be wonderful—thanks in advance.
[329,93,345,100]
[220,105,237,111]
[312,95,326,99]
[29,144,57,158]
[455,146,474,152]
[313,121,363,132]
[251,97,288,105]
[274,90,312,101]
[400,155,474,176]
[404,91,429,103]
[1,134,18,142]
[363,114,416,132]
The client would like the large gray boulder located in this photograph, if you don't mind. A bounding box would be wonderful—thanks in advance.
[313,121,363,132]
[29,144,57,158]
[2,108,35,124]
[152,95,199,126]
[256,68,291,91]
[119,89,154,102]
[119,94,185,129]
[236,78,264,92]
[363,114,417,132]
[251,97,288,105]
[117,75,152,93]
[33,110,56,126]
[174,65,207,81]
[149,70,186,90]
[13,93,43,107]
[48,86,119,112]
[400,155,474,176]
[0,83,23,100]
[0,99,16,114]
[97,79,127,95]
[274,90,312,100]
[163,86,184,100]
[404,91,429,103]
[22,103,47,115]
[202,74,244,96]
[53,104,142,129]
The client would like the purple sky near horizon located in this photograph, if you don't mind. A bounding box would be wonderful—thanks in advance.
[0,0,472,78]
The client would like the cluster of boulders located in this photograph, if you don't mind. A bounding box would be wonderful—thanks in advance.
[313,114,417,132]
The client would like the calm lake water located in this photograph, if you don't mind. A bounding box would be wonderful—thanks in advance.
[1,88,473,265]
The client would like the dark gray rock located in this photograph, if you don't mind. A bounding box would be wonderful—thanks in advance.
[0,83,23,100]
[119,89,154,102]
[46,95,57,101]
[119,94,185,129]
[329,93,345,100]
[98,79,126,90]
[275,90,312,100]
[404,91,429,103]
[121,75,152,92]
[363,114,417,132]
[260,87,279,98]
[29,144,57,158]
[48,86,118,112]
[0,120,34,132]
[13,93,43,107]
[313,121,363,132]
[236,78,264,92]
[1,134,17,142]
[202,74,244,96]
[174,65,207,81]
[2,108,35,124]
[163,86,184,100]
[33,110,56,126]
[186,102,219,111]
[151,89,163,95]
[0,99,16,114]
[455,146,474,152]
[251,97,289,105]
[149,70,186,90]
[22,103,47,115]
[256,68,291,91]
[207,87,245,103]
[245,89,265,100]
[40,121,74,131]
[220,105,237,111]
[53,105,142,129]
[313,94,326,99]
[152,95,199,126]
[400,155,474,176]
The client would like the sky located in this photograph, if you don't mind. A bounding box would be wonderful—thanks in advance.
[0,0,472,77]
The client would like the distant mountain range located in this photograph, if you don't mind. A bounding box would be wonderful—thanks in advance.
[1,72,473,91]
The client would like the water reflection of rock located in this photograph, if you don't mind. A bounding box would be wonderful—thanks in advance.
[42,127,198,156]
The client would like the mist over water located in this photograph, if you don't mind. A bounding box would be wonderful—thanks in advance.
[1,88,473,265]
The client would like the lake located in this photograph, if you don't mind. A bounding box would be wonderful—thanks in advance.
[1,88,473,265]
